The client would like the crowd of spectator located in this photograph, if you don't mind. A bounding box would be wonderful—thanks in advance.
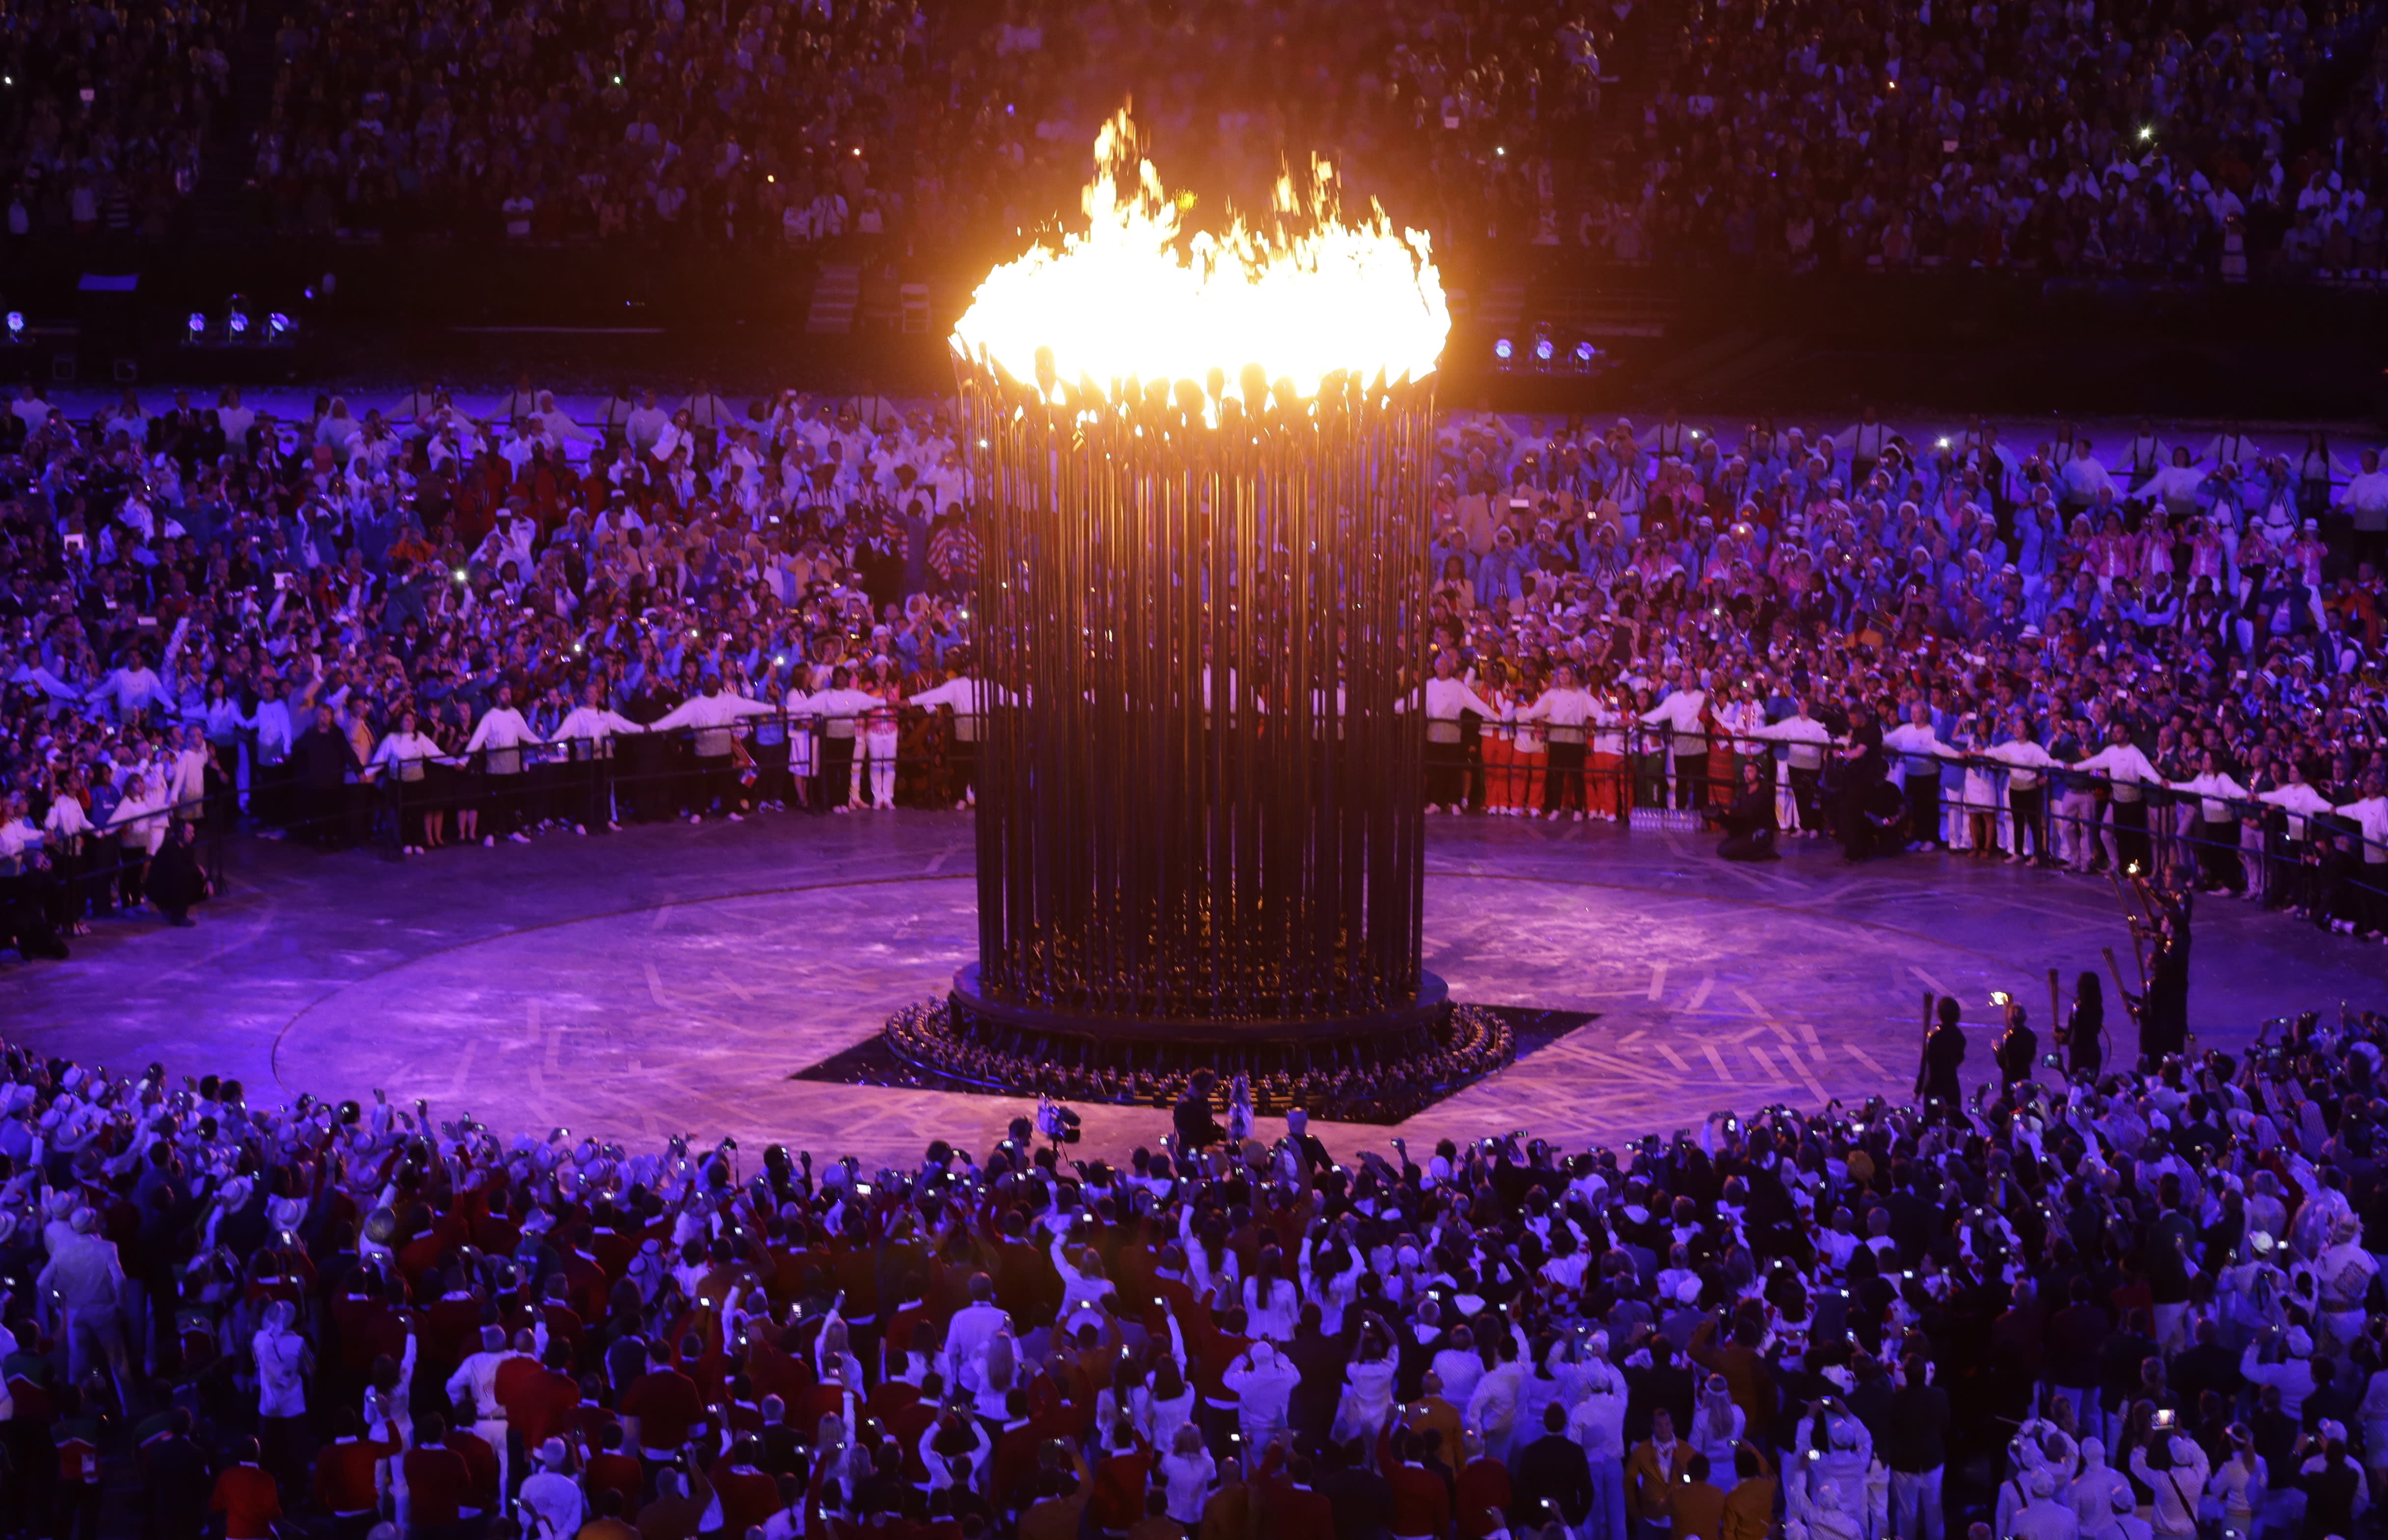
[6,383,2388,955]
[15,0,2388,294]
[1570,0,2388,279]
[12,990,2388,1540]
[231,0,1612,253]
[1411,405,2388,929]
[0,376,990,948]
[0,0,228,243]
[19,0,2388,294]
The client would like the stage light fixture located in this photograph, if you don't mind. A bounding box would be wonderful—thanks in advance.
[226,294,250,337]
[186,312,207,341]
[268,312,293,339]
[1574,341,1595,364]
[1493,337,1513,360]
[3,311,21,342]
[1534,338,1554,364]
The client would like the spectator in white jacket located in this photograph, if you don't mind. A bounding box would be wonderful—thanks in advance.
[253,1298,313,1490]
[2240,1326,2329,1423]
[1221,1340,1302,1446]
[2129,1434,2212,1540]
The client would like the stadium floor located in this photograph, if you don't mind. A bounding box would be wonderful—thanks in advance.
[8,813,2382,1165]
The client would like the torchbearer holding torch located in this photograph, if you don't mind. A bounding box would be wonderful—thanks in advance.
[1914,991,1964,1122]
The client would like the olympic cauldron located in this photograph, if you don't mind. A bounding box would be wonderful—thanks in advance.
[880,112,1512,1120]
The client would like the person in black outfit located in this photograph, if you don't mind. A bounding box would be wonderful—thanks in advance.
[2061,970,2105,1078]
[1915,996,1966,1120]
[1882,1352,1950,1539]
[2297,1435,2361,1540]
[1992,1000,2038,1088]
[1629,1336,1698,1443]
[1172,1067,1225,1152]
[1834,699,1886,858]
[145,819,209,926]
[0,830,68,959]
[1846,774,1909,863]
[1511,1404,1594,1535]
[1318,1437,1396,1540]
[138,1407,212,1540]
[2130,880,2194,1062]
[288,704,361,847]
[1712,760,1778,862]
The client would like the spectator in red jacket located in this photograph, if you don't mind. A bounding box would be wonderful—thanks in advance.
[400,1416,474,1534]
[310,1409,398,1535]
[621,1341,705,1459]
[207,1439,282,1540]
[707,1435,783,1536]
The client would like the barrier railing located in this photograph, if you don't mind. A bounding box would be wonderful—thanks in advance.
[11,711,2382,951]
[1455,721,2388,913]
[0,788,233,945]
[344,710,978,855]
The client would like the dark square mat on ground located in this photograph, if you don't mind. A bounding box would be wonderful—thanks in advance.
[789,1004,1595,1123]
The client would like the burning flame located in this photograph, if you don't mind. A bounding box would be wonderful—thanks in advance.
[952,109,1448,405]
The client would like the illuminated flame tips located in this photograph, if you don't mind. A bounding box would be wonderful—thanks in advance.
[951,108,1449,410]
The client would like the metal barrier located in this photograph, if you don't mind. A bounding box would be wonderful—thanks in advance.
[0,788,233,949]
[1441,719,2388,920]
[12,709,2385,956]
[351,709,978,856]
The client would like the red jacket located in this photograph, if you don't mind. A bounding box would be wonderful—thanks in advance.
[707,1460,782,1537]
[402,1447,472,1527]
[312,1435,398,1514]
[210,1464,283,1540]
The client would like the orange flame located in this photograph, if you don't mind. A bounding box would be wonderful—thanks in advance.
[952,108,1449,405]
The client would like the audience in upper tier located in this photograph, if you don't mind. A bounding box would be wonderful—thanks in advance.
[1578,0,2388,277]
[16,0,2388,285]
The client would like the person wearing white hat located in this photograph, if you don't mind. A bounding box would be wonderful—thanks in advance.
[2083,1475,2151,1540]
[37,1206,132,1410]
[1221,1339,1301,1449]
[2240,1323,2328,1422]
[1567,1334,1630,1540]
[2128,1434,2208,1540]
[2011,1468,2079,1540]
[515,1436,584,1538]
[2314,1211,2377,1354]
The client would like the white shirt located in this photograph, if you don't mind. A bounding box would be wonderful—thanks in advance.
[1987,738,2059,790]
[1421,676,1499,736]
[1518,685,1597,732]
[1221,1348,1302,1427]
[444,1347,521,1418]
[247,698,296,762]
[465,706,541,772]
[368,730,445,780]
[1747,712,1833,769]
[807,686,883,738]
[1566,1360,1629,1460]
[551,704,647,756]
[908,675,1002,740]
[2343,469,2388,529]
[1882,721,1953,778]
[517,1469,585,1538]
[2173,771,2249,824]
[650,689,775,758]
[2075,742,2162,798]
[254,1323,311,1418]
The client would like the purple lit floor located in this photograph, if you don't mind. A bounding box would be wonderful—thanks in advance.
[7,812,2383,1164]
